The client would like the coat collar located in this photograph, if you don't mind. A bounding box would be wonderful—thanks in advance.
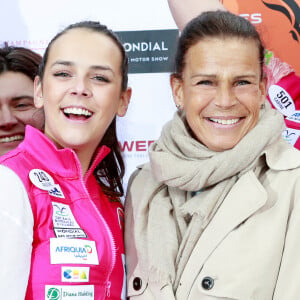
[177,170,267,299]
[265,138,300,170]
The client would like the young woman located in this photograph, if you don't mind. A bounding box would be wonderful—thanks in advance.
[125,11,300,299]
[0,46,44,156]
[0,21,131,299]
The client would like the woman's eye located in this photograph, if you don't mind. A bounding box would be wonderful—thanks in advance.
[93,75,109,82]
[236,80,251,86]
[196,80,212,86]
[53,72,70,77]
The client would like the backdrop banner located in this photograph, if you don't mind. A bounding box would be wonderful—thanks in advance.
[1,0,299,191]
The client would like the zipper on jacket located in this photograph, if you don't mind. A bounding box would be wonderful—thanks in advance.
[80,175,117,274]
[106,281,111,297]
[78,161,117,293]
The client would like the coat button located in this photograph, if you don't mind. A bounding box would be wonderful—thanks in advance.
[201,276,214,290]
[133,277,142,291]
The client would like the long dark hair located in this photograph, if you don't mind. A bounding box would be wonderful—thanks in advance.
[39,21,129,200]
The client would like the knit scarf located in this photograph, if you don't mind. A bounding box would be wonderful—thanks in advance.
[134,103,285,294]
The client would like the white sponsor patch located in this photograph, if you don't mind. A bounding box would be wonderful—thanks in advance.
[61,267,90,282]
[29,169,55,190]
[45,285,94,299]
[29,169,65,198]
[268,85,295,117]
[50,238,99,265]
[52,202,87,238]
[286,111,300,123]
[282,127,300,146]
[54,228,87,239]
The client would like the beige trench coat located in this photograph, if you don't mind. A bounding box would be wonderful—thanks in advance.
[125,140,300,300]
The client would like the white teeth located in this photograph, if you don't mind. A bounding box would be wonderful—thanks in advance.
[209,118,239,125]
[0,135,23,143]
[63,107,92,117]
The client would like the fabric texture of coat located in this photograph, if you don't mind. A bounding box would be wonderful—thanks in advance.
[125,138,300,299]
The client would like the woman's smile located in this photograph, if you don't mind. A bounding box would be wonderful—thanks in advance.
[62,106,93,121]
[206,116,243,126]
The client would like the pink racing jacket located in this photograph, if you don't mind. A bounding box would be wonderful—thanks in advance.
[267,72,300,149]
[0,126,126,299]
[265,56,300,150]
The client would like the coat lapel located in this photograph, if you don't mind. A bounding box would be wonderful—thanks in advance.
[176,170,267,299]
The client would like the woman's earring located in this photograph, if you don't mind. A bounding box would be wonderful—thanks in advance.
[176,103,182,110]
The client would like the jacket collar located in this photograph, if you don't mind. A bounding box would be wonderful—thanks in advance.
[20,125,110,179]
[265,138,300,170]
[177,170,267,299]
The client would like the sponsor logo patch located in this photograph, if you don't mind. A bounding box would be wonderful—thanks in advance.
[61,267,90,282]
[52,202,87,238]
[50,238,99,265]
[268,85,295,117]
[29,169,65,198]
[45,285,94,299]
[49,185,65,198]
[282,127,300,146]
[286,111,300,124]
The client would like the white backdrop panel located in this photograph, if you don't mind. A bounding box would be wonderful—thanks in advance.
[0,0,178,191]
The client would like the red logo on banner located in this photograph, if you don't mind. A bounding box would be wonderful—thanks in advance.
[119,140,155,152]
[223,0,300,75]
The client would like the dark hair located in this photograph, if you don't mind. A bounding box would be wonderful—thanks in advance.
[39,21,129,200]
[39,21,128,91]
[173,10,265,79]
[0,45,42,80]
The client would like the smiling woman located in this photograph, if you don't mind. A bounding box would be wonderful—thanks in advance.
[125,11,300,300]
[34,26,130,175]
[0,21,131,299]
[0,46,44,156]
[171,37,266,151]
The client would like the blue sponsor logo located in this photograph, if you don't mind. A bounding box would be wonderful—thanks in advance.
[55,245,92,260]
[63,269,72,279]
[56,246,87,254]
[49,187,64,197]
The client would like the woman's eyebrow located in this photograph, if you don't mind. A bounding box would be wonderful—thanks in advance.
[50,60,115,74]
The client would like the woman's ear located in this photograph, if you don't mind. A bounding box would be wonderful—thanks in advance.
[117,87,132,117]
[259,77,267,106]
[34,76,44,109]
[170,74,184,109]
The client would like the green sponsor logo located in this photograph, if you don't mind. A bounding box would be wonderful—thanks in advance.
[47,287,60,300]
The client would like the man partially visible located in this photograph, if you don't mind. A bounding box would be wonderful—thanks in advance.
[0,45,44,155]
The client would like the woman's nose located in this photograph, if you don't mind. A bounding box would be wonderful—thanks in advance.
[214,85,237,108]
[70,78,92,98]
